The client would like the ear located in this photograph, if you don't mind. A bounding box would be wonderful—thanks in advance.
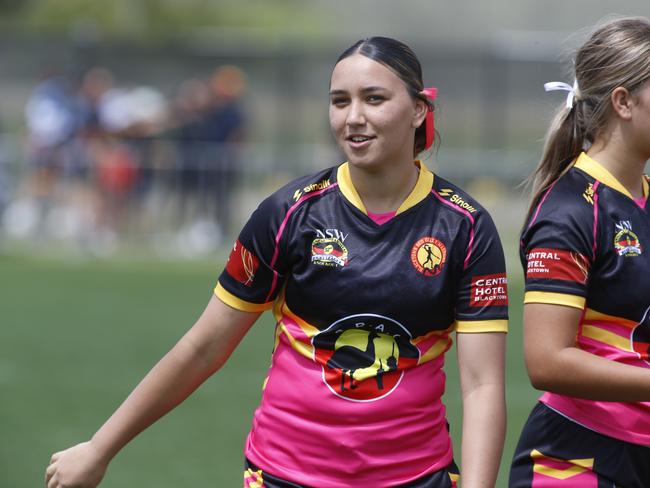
[610,87,634,120]
[412,97,428,129]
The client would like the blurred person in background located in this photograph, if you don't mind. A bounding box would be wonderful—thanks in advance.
[46,37,507,488]
[170,65,247,236]
[510,17,650,488]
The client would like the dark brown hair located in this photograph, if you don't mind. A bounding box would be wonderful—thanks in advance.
[336,36,436,156]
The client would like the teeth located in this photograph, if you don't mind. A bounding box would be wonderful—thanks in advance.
[351,136,370,142]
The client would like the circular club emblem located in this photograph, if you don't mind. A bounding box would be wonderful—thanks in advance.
[410,237,447,276]
[632,306,650,365]
[312,314,420,402]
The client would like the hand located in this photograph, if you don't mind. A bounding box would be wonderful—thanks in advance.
[45,441,108,488]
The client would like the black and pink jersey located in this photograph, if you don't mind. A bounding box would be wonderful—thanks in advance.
[217,160,508,487]
[521,151,650,446]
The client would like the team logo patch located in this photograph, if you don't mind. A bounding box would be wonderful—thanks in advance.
[470,273,508,307]
[311,238,348,267]
[225,240,260,287]
[632,306,650,364]
[526,248,589,284]
[614,221,642,257]
[410,237,447,276]
[312,314,420,401]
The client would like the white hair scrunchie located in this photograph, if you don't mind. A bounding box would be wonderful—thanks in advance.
[544,80,579,109]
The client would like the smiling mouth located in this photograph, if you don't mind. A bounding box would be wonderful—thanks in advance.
[346,135,375,143]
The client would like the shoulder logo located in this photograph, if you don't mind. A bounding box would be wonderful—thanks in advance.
[583,183,595,205]
[311,228,349,267]
[225,240,259,286]
[293,178,331,201]
[438,188,477,213]
[614,220,642,257]
[410,237,447,276]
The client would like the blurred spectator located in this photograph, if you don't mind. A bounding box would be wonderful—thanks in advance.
[203,65,246,235]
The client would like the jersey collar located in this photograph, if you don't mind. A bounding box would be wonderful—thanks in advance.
[574,152,649,199]
[336,160,434,215]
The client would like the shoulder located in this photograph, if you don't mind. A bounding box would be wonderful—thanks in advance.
[254,166,338,218]
[430,174,493,223]
[528,166,597,226]
[522,167,599,251]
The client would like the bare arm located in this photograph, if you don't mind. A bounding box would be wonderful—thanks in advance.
[524,303,650,401]
[457,332,506,488]
[46,295,260,488]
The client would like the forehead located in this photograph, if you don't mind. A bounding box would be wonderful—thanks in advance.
[330,53,405,90]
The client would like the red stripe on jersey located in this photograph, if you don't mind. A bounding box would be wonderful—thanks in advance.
[526,248,590,284]
[226,240,260,287]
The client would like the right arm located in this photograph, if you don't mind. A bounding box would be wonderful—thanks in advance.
[524,302,650,401]
[46,295,261,488]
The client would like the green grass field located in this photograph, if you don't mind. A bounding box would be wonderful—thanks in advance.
[1,254,538,487]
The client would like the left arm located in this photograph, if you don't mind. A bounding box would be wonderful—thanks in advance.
[456,332,506,488]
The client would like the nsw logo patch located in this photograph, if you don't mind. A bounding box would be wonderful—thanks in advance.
[614,221,642,257]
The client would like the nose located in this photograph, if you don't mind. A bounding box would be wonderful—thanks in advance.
[346,99,366,127]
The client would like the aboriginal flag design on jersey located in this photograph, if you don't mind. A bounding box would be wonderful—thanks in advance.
[520,152,650,446]
[216,160,508,487]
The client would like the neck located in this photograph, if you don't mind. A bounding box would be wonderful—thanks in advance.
[348,158,420,213]
[587,135,647,199]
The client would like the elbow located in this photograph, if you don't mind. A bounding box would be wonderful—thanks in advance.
[525,356,560,392]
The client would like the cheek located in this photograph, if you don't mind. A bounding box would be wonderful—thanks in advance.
[329,108,344,134]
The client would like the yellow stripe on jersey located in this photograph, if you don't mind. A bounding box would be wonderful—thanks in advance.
[279,324,313,359]
[530,449,593,480]
[581,325,631,351]
[455,319,508,333]
[449,472,460,482]
[418,335,453,364]
[214,283,274,312]
[395,161,434,215]
[524,291,586,310]
[337,162,367,214]
[337,160,434,216]
[584,308,637,329]
[244,468,264,488]
[274,299,320,338]
[411,325,454,344]
[574,152,640,200]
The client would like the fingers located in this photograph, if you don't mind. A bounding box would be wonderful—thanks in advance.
[45,461,56,487]
[46,470,58,488]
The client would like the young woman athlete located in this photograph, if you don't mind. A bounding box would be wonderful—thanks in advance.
[46,37,508,488]
[510,17,650,488]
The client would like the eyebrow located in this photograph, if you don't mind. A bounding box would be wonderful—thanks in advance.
[329,86,388,96]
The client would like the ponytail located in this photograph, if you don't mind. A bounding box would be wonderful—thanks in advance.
[525,16,650,224]
[524,104,586,222]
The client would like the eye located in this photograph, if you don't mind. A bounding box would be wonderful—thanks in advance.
[366,94,385,104]
[330,97,349,107]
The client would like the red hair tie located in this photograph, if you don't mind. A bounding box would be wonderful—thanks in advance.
[421,87,438,150]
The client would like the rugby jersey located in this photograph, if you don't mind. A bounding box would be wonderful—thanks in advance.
[216,160,508,487]
[522,151,650,446]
